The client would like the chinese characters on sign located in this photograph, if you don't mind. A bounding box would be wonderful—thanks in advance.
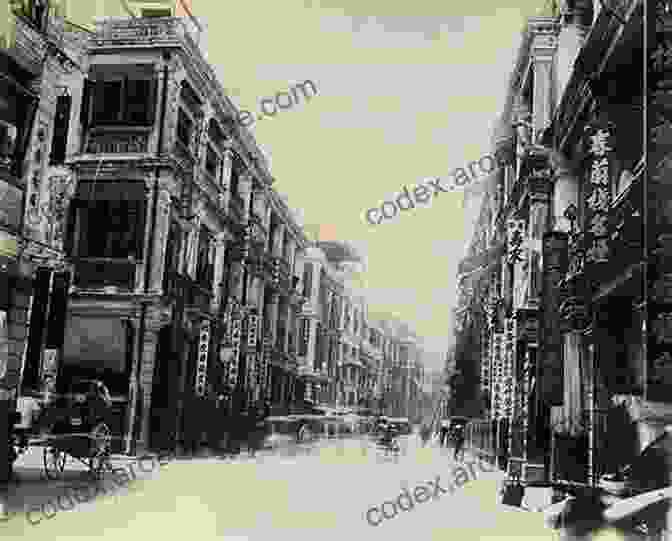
[195,320,210,397]
[506,219,526,265]
[502,318,516,421]
[584,119,614,264]
[228,318,241,388]
[491,333,503,420]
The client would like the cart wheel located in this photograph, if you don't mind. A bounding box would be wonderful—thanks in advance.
[89,422,112,478]
[43,447,67,480]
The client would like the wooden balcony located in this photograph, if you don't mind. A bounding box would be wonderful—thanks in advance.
[72,258,138,291]
[92,16,201,57]
[229,194,245,224]
[85,128,150,154]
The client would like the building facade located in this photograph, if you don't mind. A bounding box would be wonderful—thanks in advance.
[454,5,672,536]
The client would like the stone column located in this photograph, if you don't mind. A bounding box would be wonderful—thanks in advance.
[272,224,285,258]
[541,232,569,407]
[267,292,280,347]
[527,163,553,305]
[185,210,201,280]
[137,307,167,453]
[149,62,169,153]
[552,165,579,233]
[239,172,253,222]
[220,148,233,211]
[148,175,173,295]
[556,3,592,103]
[162,56,186,153]
[211,234,227,312]
[198,106,213,172]
[530,20,559,140]
[287,238,296,275]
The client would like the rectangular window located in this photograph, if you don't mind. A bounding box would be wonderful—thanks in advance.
[302,263,313,298]
[205,144,219,177]
[88,76,157,126]
[67,182,145,259]
[49,94,71,164]
[177,109,192,147]
[195,226,214,288]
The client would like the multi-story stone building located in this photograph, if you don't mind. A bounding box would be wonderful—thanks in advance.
[0,2,311,457]
[0,0,87,480]
[455,5,672,536]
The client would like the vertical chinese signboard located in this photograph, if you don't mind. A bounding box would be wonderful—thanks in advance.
[584,117,615,265]
[503,317,516,421]
[228,318,241,389]
[506,219,526,265]
[195,320,210,397]
[491,333,503,420]
[246,311,258,399]
[263,334,272,401]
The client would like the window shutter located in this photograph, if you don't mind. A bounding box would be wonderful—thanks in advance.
[64,200,78,256]
[135,198,146,260]
[147,77,158,125]
[80,79,92,128]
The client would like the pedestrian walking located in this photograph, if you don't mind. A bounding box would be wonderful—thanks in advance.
[420,423,431,446]
[440,419,449,447]
[453,425,466,461]
[247,405,266,458]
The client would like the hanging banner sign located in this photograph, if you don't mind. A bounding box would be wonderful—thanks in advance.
[195,319,210,397]
[228,317,241,388]
[506,219,526,265]
[247,312,259,349]
[491,333,503,420]
[584,116,615,264]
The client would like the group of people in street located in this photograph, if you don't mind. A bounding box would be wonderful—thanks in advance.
[180,387,272,459]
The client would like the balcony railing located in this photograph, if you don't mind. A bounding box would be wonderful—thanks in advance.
[72,258,137,290]
[186,281,213,314]
[85,128,150,154]
[174,138,194,165]
[276,326,286,351]
[287,332,296,356]
[229,194,245,223]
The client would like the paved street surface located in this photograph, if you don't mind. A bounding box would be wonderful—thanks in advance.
[0,435,555,540]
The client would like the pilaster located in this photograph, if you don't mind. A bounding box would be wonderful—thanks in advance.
[149,62,168,153]
[272,223,285,258]
[239,172,253,222]
[211,234,227,311]
[148,179,172,295]
[540,232,569,405]
[163,56,186,153]
[529,18,559,138]
[220,148,233,211]
[552,166,579,233]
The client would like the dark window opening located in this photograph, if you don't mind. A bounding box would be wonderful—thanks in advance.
[50,94,71,164]
[85,76,157,126]
[195,226,214,289]
[302,263,313,298]
[67,182,146,260]
[229,156,240,197]
[141,8,173,17]
[205,145,219,177]
[177,109,192,148]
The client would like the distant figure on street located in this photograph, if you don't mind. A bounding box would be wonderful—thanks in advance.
[453,425,466,461]
[440,419,449,447]
[420,423,432,446]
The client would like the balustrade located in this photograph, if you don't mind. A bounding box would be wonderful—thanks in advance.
[72,258,137,290]
[85,130,149,154]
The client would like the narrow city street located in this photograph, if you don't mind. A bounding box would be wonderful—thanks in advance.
[0,435,553,541]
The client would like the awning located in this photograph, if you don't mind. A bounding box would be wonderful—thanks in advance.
[458,242,505,277]
[75,181,146,201]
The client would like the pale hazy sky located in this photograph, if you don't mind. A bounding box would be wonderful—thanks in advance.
[197,1,550,369]
[80,0,547,370]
